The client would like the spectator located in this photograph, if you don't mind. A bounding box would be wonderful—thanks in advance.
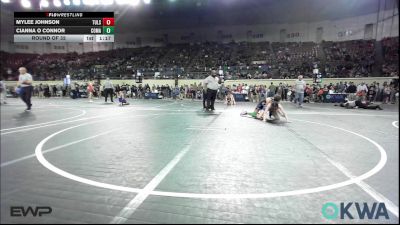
[87,82,94,102]
[0,78,7,104]
[367,85,376,102]
[294,75,306,107]
[346,82,357,101]
[337,81,346,93]
[268,82,277,97]
[328,86,335,94]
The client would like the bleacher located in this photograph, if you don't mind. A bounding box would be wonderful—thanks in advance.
[1,38,398,81]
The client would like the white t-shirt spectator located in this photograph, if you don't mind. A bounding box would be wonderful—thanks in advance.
[18,73,33,87]
[295,79,306,93]
[203,75,219,90]
[357,84,368,93]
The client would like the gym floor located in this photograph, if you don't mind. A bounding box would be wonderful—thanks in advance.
[1,97,399,224]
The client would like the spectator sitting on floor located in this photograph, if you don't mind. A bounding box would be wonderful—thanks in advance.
[304,84,313,103]
[225,90,236,106]
[316,87,324,102]
[328,86,336,94]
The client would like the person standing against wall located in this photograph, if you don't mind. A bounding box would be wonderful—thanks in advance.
[268,82,277,97]
[0,78,7,105]
[283,83,288,101]
[17,67,33,111]
[87,82,94,102]
[294,75,306,108]
[390,83,397,104]
[356,82,368,101]
[104,77,114,103]
[346,82,357,101]
[202,69,220,111]
[337,81,346,93]
[70,82,76,99]
[374,82,382,102]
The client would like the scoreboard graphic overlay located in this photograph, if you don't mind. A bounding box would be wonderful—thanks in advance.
[14,12,114,43]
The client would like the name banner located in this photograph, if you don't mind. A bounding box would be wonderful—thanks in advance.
[324,94,347,103]
[144,92,159,99]
[233,93,248,102]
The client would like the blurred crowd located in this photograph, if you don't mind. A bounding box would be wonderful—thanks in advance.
[1,37,398,82]
[221,79,399,104]
[2,78,398,105]
[323,40,376,78]
[382,37,399,77]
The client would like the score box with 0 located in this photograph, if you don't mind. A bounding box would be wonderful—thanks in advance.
[103,26,114,34]
[102,18,114,26]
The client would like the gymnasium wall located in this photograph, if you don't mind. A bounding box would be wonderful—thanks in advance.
[1,7,398,54]
[116,7,399,46]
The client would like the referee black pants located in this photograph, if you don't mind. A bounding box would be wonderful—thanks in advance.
[206,88,217,110]
[203,91,207,109]
[104,88,114,102]
[20,86,33,109]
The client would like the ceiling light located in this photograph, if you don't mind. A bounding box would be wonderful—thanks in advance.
[40,0,50,7]
[21,0,31,8]
[54,0,62,7]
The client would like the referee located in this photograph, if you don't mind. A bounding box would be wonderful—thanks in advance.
[103,77,114,103]
[202,69,219,111]
[17,67,33,111]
